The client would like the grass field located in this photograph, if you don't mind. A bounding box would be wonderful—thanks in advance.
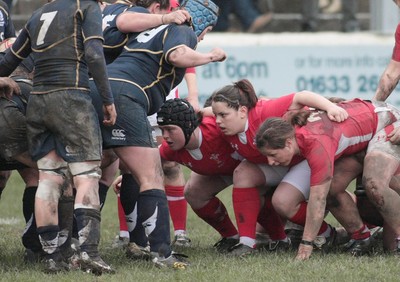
[1,170,400,281]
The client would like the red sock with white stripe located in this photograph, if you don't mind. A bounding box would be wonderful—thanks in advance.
[233,187,260,248]
[351,223,370,240]
[117,194,129,238]
[165,185,187,234]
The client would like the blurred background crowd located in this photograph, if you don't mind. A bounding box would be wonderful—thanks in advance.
[7,0,374,33]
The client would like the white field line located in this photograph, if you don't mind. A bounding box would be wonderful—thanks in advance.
[0,217,22,225]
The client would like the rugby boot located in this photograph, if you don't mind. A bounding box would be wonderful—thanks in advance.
[266,238,292,252]
[213,237,239,254]
[343,227,381,256]
[172,232,192,248]
[111,235,130,249]
[151,251,190,270]
[313,226,337,253]
[42,251,69,274]
[125,242,151,261]
[75,208,115,275]
[227,243,257,257]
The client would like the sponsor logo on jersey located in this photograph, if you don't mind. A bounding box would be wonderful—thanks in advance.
[210,153,224,167]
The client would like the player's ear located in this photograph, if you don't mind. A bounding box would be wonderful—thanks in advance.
[239,105,248,118]
[149,2,161,14]
[285,137,292,148]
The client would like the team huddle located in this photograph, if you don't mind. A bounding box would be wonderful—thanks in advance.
[1,0,400,276]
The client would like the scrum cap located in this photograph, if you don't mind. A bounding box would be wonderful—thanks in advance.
[157,98,199,145]
[181,0,219,36]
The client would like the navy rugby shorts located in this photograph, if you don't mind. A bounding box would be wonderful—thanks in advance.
[0,98,29,160]
[92,80,155,149]
[26,90,102,162]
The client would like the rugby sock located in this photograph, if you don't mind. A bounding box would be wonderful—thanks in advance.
[257,195,287,241]
[165,184,187,233]
[119,174,147,247]
[58,195,74,258]
[117,194,129,238]
[98,182,109,211]
[75,208,101,257]
[37,225,60,256]
[318,223,330,237]
[233,187,260,248]
[138,189,171,257]
[289,201,330,236]
[21,186,42,252]
[289,201,308,226]
[351,223,371,240]
[193,197,238,238]
[22,186,37,222]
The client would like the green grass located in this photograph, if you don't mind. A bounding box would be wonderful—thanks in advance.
[0,170,399,281]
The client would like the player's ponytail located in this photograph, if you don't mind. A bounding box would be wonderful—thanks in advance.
[211,79,258,111]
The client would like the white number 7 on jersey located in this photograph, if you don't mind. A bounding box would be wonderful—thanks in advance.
[37,11,58,45]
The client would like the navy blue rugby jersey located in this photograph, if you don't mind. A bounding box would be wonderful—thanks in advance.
[102,2,131,64]
[9,0,104,94]
[0,0,15,41]
[107,21,197,115]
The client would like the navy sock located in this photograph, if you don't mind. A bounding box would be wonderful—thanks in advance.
[37,225,60,256]
[22,186,37,222]
[119,174,147,247]
[138,189,171,257]
[22,186,41,251]
[58,195,74,258]
[74,208,101,257]
[98,182,109,211]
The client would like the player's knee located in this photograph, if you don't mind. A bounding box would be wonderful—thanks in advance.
[36,178,63,202]
[364,176,386,208]
[36,163,67,202]
[271,193,289,216]
[184,186,196,204]
[162,160,181,178]
[36,158,68,201]
[69,161,102,180]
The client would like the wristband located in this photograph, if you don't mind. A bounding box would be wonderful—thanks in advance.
[300,240,313,246]
[161,14,165,24]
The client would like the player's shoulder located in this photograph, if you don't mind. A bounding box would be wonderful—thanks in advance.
[166,23,197,43]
